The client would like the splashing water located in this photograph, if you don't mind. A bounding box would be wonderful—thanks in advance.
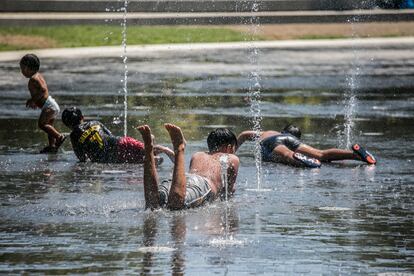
[208,155,245,247]
[247,1,263,190]
[343,86,358,149]
[220,154,229,203]
[338,16,360,148]
[219,154,229,240]
[121,0,128,137]
[210,236,245,247]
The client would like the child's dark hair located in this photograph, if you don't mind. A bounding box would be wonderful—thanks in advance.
[62,107,83,128]
[207,128,237,152]
[282,124,301,139]
[20,54,40,72]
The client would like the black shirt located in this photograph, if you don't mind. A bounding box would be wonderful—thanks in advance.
[70,121,119,163]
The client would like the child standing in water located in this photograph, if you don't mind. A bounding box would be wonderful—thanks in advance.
[20,54,65,153]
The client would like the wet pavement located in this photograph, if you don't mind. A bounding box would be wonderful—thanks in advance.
[0,40,413,274]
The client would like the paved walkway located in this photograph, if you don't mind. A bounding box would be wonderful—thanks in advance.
[1,37,413,61]
[1,9,413,25]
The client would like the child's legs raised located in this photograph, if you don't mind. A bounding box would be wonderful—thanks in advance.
[38,108,61,146]
[137,125,160,210]
[164,124,187,210]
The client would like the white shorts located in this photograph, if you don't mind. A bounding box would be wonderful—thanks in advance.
[42,96,60,118]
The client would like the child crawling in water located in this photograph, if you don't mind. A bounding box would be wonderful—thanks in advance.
[137,124,239,210]
[62,107,172,163]
[20,54,66,153]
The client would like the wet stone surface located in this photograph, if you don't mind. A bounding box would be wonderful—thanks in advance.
[0,44,413,274]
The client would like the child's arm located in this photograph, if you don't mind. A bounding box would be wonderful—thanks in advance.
[26,99,37,109]
[99,123,113,136]
[74,147,87,162]
[71,137,87,162]
[236,130,260,151]
[154,145,175,163]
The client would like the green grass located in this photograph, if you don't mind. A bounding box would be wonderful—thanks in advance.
[0,43,32,51]
[298,35,347,40]
[0,25,260,51]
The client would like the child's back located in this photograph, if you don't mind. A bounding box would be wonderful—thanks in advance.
[27,72,48,109]
[70,120,119,163]
[189,151,239,195]
[138,124,240,210]
[62,107,152,164]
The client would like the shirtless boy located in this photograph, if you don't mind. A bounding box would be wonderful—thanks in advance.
[20,54,65,153]
[237,124,376,168]
[62,107,172,163]
[137,124,239,210]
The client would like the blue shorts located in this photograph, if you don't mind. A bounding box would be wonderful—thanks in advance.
[159,174,214,209]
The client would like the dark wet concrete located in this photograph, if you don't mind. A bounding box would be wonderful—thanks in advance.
[0,43,413,274]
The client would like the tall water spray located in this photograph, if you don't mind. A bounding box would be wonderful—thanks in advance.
[210,154,244,246]
[219,154,229,240]
[339,16,361,148]
[121,0,128,137]
[247,1,263,189]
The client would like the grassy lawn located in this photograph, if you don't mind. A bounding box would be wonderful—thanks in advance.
[0,25,259,51]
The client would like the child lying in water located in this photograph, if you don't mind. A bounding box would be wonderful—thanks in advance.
[237,124,376,168]
[137,124,240,210]
[62,107,172,163]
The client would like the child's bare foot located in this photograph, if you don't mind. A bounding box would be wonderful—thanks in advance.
[137,125,153,147]
[164,124,186,152]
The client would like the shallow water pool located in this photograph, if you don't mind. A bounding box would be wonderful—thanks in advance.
[0,41,413,274]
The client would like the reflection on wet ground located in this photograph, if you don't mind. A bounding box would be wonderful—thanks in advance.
[0,43,413,274]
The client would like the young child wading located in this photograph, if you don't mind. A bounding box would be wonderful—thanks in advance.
[138,124,240,210]
[20,54,65,153]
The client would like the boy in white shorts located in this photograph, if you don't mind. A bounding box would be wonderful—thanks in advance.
[20,54,65,153]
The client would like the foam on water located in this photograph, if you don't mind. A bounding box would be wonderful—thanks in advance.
[137,246,175,253]
[319,207,352,211]
[209,236,246,247]
[102,170,127,174]
[245,188,272,192]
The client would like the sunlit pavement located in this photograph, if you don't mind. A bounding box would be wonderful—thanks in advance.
[1,36,414,62]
